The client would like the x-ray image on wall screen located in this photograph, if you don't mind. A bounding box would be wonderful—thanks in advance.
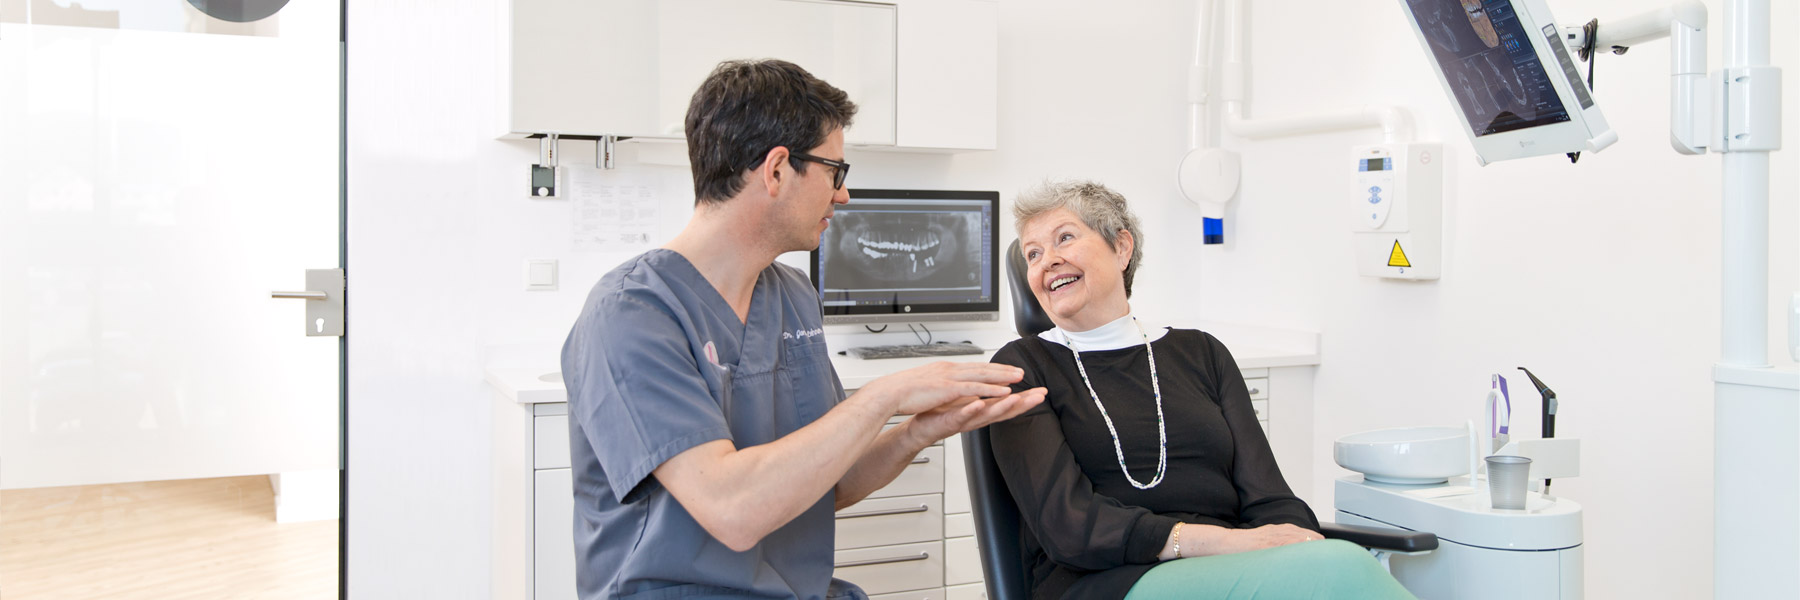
[815,199,992,308]
[1406,0,1575,136]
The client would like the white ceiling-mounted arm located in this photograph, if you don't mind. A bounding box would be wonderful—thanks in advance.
[1178,0,1242,225]
[1224,105,1416,145]
[1218,0,1414,144]
[1188,0,1216,151]
[1564,0,1709,154]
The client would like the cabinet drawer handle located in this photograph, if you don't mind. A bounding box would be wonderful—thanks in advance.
[910,455,931,465]
[1247,386,1262,396]
[834,551,930,569]
[836,504,929,519]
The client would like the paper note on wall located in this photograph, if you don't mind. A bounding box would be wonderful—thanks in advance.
[571,166,659,252]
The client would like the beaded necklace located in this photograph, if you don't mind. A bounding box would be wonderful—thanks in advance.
[1062,317,1166,490]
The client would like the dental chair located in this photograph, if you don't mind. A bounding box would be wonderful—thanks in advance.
[962,240,1438,600]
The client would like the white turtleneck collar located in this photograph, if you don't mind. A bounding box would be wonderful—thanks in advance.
[1037,313,1169,351]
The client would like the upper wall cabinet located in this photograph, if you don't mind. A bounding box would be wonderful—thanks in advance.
[506,0,996,151]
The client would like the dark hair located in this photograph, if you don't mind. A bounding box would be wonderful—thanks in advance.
[685,59,858,205]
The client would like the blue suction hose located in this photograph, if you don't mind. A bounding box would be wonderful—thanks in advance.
[1518,367,1557,492]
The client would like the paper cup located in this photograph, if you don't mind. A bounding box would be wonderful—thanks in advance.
[1485,455,1532,510]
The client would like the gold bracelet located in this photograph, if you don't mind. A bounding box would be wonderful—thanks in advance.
[1172,522,1184,558]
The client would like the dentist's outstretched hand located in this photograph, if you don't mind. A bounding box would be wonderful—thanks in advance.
[859,361,1032,416]
[905,386,1048,443]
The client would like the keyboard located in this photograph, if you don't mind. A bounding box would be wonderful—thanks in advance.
[846,342,986,360]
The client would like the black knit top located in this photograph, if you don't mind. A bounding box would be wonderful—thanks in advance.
[988,329,1318,600]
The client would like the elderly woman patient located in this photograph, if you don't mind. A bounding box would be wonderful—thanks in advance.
[988,181,1414,600]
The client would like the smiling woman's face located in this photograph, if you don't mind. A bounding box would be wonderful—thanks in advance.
[1018,207,1132,332]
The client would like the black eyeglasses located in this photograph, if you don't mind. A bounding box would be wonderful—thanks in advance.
[789,151,851,190]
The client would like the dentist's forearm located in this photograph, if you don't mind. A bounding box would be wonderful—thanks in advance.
[653,392,895,551]
[834,418,936,509]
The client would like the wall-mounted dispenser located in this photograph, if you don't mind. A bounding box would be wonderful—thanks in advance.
[1351,142,1442,280]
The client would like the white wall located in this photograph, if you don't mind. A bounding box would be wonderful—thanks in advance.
[349,0,1795,598]
[1197,2,1799,599]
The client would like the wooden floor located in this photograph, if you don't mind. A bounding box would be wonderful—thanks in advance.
[0,476,337,599]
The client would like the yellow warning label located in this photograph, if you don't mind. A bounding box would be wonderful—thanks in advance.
[1387,240,1412,268]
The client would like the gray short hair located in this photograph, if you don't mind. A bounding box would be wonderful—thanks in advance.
[1012,180,1145,297]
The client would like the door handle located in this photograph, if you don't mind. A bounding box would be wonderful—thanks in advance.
[270,291,329,300]
[271,268,344,337]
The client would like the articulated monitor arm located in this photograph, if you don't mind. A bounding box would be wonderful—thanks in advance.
[1562,0,1710,154]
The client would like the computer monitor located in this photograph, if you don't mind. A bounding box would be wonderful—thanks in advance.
[810,189,1000,325]
[1398,0,1614,165]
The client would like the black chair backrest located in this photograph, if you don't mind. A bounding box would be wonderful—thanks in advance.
[1005,239,1053,337]
[962,426,1030,600]
[959,239,1050,600]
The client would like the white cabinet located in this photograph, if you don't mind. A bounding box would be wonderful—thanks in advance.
[505,0,995,151]
[493,399,578,600]
[892,0,997,151]
[533,469,576,600]
[940,432,981,594]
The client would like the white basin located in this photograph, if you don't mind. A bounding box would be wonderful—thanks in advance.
[1334,426,1470,484]
[539,372,562,383]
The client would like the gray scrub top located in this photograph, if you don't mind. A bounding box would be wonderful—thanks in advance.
[561,249,861,600]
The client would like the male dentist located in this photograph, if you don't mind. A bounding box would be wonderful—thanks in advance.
[561,59,1046,600]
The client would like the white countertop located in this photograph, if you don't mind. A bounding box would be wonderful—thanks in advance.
[485,320,1319,404]
[486,367,571,404]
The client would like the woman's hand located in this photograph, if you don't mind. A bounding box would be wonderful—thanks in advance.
[1218,523,1320,553]
[1162,523,1321,560]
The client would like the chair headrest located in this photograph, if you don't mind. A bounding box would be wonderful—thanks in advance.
[1006,239,1054,337]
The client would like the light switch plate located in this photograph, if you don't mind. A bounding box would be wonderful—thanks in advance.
[525,259,558,291]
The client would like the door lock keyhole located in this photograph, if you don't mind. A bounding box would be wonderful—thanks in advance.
[315,318,325,333]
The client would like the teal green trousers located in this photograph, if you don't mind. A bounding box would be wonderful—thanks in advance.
[1122,539,1416,600]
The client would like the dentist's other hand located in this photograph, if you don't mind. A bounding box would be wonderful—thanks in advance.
[857,361,1026,416]
[904,387,1047,443]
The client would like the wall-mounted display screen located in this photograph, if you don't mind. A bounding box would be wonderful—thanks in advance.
[1403,0,1574,137]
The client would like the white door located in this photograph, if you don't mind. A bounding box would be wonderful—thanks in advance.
[0,2,342,595]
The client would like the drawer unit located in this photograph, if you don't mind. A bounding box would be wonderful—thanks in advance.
[871,446,945,499]
[836,493,944,550]
[945,583,988,600]
[944,513,975,538]
[834,541,944,595]
[871,589,947,600]
[943,432,971,514]
[534,469,575,600]
[1244,377,1270,400]
[1250,399,1269,422]
[535,415,570,469]
[943,536,983,586]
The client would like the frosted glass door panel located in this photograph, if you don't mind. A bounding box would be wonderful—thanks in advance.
[0,9,341,490]
[511,0,895,145]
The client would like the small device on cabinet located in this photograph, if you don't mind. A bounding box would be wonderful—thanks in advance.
[1351,143,1443,280]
